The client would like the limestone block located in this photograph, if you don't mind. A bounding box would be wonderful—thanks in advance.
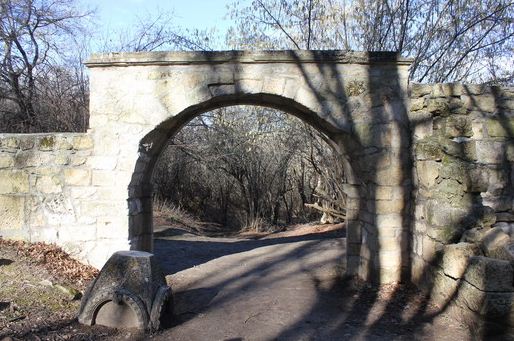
[409,83,431,98]
[422,235,444,262]
[461,226,491,243]
[378,249,403,270]
[54,136,73,150]
[469,167,489,193]
[78,251,172,331]
[415,137,444,161]
[410,97,425,111]
[30,226,59,243]
[92,170,115,187]
[378,235,402,252]
[72,134,94,150]
[442,242,479,279]
[88,156,118,170]
[44,194,76,225]
[91,132,120,156]
[416,160,441,188]
[434,224,470,245]
[346,220,362,242]
[342,184,361,198]
[464,256,513,292]
[455,280,485,314]
[477,205,497,228]
[481,227,511,257]
[15,150,55,168]
[431,270,460,308]
[471,120,485,139]
[462,95,496,113]
[0,171,29,194]
[432,83,463,98]
[36,175,62,194]
[0,136,20,149]
[28,206,46,227]
[0,196,25,230]
[462,84,490,96]
[427,98,451,116]
[64,168,91,186]
[495,222,514,236]
[372,199,405,214]
[95,186,128,201]
[413,118,434,141]
[508,144,514,162]
[426,201,468,229]
[97,216,129,239]
[70,186,97,199]
[375,213,403,229]
[488,241,514,263]
[457,281,514,320]
[0,154,14,168]
[487,119,514,137]
[443,115,472,138]
[373,185,404,200]
[58,224,96,242]
[81,200,127,219]
[481,193,512,212]
[38,136,56,151]
[70,155,88,166]
[413,232,423,255]
[236,78,263,94]
[55,154,70,166]
[373,165,406,186]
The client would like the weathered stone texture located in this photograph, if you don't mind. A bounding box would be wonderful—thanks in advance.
[410,83,514,333]
[0,54,512,333]
[0,133,115,267]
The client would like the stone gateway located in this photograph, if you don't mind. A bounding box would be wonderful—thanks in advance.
[0,50,513,331]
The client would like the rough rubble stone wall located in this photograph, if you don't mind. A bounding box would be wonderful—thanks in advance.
[0,133,129,268]
[409,83,514,331]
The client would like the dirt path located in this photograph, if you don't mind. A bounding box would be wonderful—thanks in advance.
[152,226,472,341]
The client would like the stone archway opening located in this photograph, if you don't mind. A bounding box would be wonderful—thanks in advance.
[86,51,412,284]
[150,104,347,235]
[128,94,359,255]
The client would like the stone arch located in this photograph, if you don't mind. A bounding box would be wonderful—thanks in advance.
[127,93,361,254]
[86,51,412,283]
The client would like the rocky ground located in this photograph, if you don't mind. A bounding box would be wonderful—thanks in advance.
[0,224,481,340]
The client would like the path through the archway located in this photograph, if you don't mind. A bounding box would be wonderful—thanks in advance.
[152,225,470,341]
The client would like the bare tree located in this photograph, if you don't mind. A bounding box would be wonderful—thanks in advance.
[152,106,338,231]
[0,0,92,131]
[227,0,514,84]
[97,10,218,53]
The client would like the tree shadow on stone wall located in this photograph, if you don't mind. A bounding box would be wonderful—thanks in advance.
[147,52,513,339]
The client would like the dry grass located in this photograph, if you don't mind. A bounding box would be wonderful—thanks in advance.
[153,197,202,230]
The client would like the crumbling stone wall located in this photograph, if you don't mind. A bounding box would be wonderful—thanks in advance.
[0,133,129,267]
[409,83,514,332]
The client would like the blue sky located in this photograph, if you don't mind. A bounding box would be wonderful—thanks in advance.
[83,0,233,39]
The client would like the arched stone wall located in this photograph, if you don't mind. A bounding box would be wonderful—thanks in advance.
[1,52,512,330]
[85,51,413,283]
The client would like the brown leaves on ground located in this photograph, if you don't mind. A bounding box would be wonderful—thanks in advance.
[0,238,98,290]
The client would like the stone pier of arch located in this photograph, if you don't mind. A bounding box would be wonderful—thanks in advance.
[0,50,513,330]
